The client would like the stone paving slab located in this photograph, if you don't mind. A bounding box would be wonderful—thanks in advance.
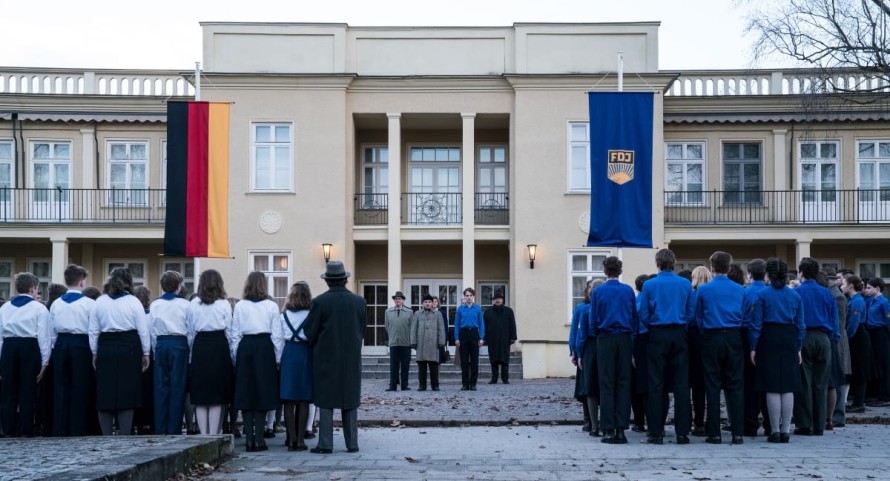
[208,425,890,481]
[0,435,231,481]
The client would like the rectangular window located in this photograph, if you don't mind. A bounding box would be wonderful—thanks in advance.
[361,282,388,347]
[252,123,293,192]
[665,142,705,205]
[568,122,590,192]
[161,259,195,296]
[0,140,12,203]
[723,142,761,204]
[249,252,291,309]
[0,258,13,299]
[107,140,149,205]
[478,282,508,306]
[567,251,607,322]
[800,140,840,203]
[857,140,890,203]
[30,141,72,203]
[105,260,147,287]
[28,259,51,301]
[858,260,890,283]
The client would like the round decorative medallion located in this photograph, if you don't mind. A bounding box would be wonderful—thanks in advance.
[578,212,590,234]
[259,211,282,234]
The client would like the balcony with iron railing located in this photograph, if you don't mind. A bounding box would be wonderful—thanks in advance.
[0,188,166,224]
[664,189,890,225]
[353,192,510,226]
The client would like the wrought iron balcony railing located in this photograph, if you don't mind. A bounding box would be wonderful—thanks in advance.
[475,192,509,225]
[664,189,890,225]
[353,193,388,225]
[403,192,462,225]
[0,188,166,224]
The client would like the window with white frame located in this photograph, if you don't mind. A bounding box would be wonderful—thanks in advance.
[857,140,890,203]
[479,282,508,306]
[31,141,71,203]
[723,142,762,204]
[858,260,890,282]
[665,142,705,205]
[250,252,291,309]
[252,123,293,192]
[105,260,146,287]
[568,251,608,321]
[161,259,195,296]
[0,259,13,300]
[29,259,51,301]
[0,140,12,203]
[800,140,839,202]
[361,145,388,209]
[361,282,389,347]
[107,141,148,205]
[569,122,590,192]
[161,140,167,205]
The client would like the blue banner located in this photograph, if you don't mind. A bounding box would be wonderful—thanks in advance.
[586,92,654,248]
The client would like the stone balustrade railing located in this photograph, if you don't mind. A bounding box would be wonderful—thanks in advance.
[665,69,890,96]
[0,67,194,96]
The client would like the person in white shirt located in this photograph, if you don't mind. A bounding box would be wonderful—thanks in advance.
[278,281,314,451]
[88,267,150,436]
[49,264,96,436]
[0,272,50,437]
[150,271,191,435]
[231,271,284,452]
[186,269,233,436]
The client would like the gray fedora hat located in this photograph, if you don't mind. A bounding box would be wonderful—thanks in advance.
[320,261,351,280]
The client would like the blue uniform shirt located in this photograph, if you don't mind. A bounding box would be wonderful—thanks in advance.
[694,275,745,331]
[575,304,593,355]
[795,279,839,339]
[590,279,637,336]
[749,285,806,350]
[568,302,588,356]
[638,271,694,329]
[741,280,769,329]
[846,293,865,339]
[454,303,485,341]
[866,293,890,329]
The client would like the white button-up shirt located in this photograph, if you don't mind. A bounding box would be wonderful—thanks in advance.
[186,298,233,351]
[149,294,191,351]
[49,290,96,347]
[231,299,284,363]
[0,295,51,366]
[88,293,151,356]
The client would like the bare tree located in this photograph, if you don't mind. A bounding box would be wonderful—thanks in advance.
[746,0,890,95]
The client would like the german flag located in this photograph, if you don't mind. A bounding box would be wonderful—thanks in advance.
[163,101,230,258]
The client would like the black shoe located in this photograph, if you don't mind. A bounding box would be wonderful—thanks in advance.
[691,426,707,437]
[615,430,628,444]
[780,433,790,443]
[256,443,269,452]
[705,436,721,444]
[793,427,812,436]
[263,429,275,439]
[246,443,256,452]
[418,387,427,391]
[834,422,845,428]
[847,405,866,413]
[489,379,498,384]
[385,387,397,392]
[676,435,690,445]
[402,386,412,391]
[502,380,510,384]
[722,425,732,432]
[431,387,440,391]
[233,430,241,439]
[469,385,477,390]
[310,447,333,454]
[731,436,744,445]
[347,447,359,453]
[304,431,316,440]
[767,433,782,443]
[590,429,600,437]
[631,425,646,433]
[460,385,469,391]
[812,430,824,436]
[582,422,591,432]
[644,436,664,445]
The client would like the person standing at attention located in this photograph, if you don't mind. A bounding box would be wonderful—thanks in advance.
[384,291,411,392]
[483,291,517,384]
[454,288,485,391]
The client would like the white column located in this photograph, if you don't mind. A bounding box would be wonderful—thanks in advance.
[461,113,476,291]
[773,129,788,222]
[387,113,402,299]
[51,237,69,284]
[795,239,811,265]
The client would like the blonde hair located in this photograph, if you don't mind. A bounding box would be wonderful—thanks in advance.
[691,266,712,289]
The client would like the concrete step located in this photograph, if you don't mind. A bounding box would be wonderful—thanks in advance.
[362,353,522,380]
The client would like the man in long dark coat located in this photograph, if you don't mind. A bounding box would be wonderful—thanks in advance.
[303,261,367,453]
[483,291,517,384]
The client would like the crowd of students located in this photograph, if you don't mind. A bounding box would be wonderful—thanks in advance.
[569,248,887,445]
[0,265,320,452]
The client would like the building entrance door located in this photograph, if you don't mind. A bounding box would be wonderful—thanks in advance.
[405,279,461,346]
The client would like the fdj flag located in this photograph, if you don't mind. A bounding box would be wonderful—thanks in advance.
[586,92,654,248]
[164,101,230,258]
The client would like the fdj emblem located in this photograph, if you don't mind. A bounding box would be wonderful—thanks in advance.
[607,150,635,185]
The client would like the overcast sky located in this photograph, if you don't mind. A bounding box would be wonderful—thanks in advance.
[2,0,769,71]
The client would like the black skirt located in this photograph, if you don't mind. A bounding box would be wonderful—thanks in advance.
[190,330,234,405]
[581,339,599,399]
[96,330,143,411]
[234,333,279,411]
[849,324,876,385]
[828,341,845,388]
[755,324,802,394]
[574,368,586,401]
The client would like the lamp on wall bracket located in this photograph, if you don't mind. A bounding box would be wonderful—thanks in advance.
[322,243,332,263]
[527,244,537,269]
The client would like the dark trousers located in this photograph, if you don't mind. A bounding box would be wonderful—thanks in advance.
[794,330,831,431]
[490,361,509,382]
[646,325,691,438]
[52,334,95,436]
[154,336,189,435]
[0,337,40,437]
[702,329,743,437]
[459,328,480,388]
[598,332,632,431]
[317,408,357,451]
[869,327,890,401]
[388,346,411,389]
[741,328,770,435]
[417,361,440,389]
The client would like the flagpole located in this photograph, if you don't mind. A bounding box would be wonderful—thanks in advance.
[195,61,202,101]
[617,52,624,92]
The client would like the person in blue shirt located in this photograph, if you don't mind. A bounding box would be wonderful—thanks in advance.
[749,257,805,443]
[693,251,745,444]
[592,256,637,444]
[865,278,890,406]
[688,266,711,437]
[630,274,655,434]
[741,259,771,437]
[843,275,872,412]
[454,288,484,391]
[577,280,603,436]
[638,248,694,445]
[792,257,838,436]
[569,280,594,433]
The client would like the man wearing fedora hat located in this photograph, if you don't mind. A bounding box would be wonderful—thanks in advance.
[483,291,517,384]
[303,261,366,454]
[384,291,412,392]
